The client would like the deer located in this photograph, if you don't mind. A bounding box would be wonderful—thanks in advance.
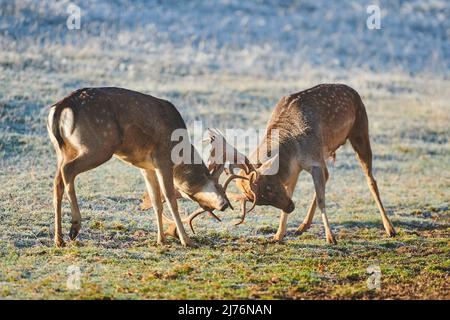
[139,134,253,238]
[206,84,396,244]
[47,87,232,247]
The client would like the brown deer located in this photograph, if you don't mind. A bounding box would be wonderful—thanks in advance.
[47,87,231,247]
[207,84,396,244]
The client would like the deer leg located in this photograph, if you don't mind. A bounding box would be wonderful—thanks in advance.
[273,171,300,242]
[53,165,65,247]
[350,135,396,236]
[273,213,289,242]
[296,195,316,234]
[61,165,82,241]
[311,165,336,244]
[155,167,193,247]
[61,151,113,241]
[297,168,328,235]
[141,189,183,210]
[366,175,396,236]
[141,169,166,245]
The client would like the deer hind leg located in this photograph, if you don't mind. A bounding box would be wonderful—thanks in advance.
[61,151,113,241]
[273,170,300,242]
[296,168,329,235]
[154,167,193,247]
[349,134,396,237]
[53,164,65,247]
[311,165,336,244]
[141,169,166,245]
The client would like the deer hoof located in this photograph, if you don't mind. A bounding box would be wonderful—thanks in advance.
[54,237,65,248]
[69,223,81,241]
[157,239,167,246]
[386,226,397,237]
[295,223,309,235]
[165,224,179,239]
[181,238,195,247]
[272,233,285,243]
[157,234,167,245]
[326,234,337,245]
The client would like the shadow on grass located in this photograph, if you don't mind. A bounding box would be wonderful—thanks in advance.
[104,196,140,204]
[15,207,447,250]
[337,219,445,231]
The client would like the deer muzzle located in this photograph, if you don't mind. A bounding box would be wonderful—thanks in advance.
[218,199,229,211]
[284,200,295,213]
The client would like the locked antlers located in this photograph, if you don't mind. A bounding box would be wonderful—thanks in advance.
[162,208,222,235]
[166,128,261,235]
[205,128,258,225]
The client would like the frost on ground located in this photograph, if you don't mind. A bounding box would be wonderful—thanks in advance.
[0,1,449,299]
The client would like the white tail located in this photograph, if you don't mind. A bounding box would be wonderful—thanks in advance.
[47,87,231,247]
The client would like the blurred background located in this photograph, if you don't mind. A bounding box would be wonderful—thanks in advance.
[1,0,448,129]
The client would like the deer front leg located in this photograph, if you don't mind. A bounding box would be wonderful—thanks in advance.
[155,167,193,247]
[311,165,336,245]
[297,167,329,236]
[141,169,166,245]
[273,170,300,242]
[273,212,289,242]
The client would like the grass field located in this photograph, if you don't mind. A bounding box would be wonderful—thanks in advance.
[0,0,449,299]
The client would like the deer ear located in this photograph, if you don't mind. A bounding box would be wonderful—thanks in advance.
[258,154,280,175]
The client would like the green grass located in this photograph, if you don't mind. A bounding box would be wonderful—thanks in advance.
[0,228,448,299]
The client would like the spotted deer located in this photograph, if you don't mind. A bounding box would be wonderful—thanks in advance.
[208,84,396,244]
[47,87,231,247]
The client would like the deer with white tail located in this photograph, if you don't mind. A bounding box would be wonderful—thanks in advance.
[207,84,396,244]
[47,87,232,247]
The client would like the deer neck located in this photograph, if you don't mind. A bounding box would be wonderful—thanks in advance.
[173,143,210,195]
[251,130,300,184]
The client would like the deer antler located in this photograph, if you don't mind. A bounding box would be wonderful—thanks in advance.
[163,174,257,232]
[206,128,256,175]
[162,208,222,235]
[185,208,222,234]
[234,172,257,225]
[221,172,258,225]
[204,128,260,225]
[235,199,248,226]
[223,173,249,191]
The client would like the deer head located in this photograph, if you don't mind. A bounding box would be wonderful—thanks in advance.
[173,162,230,212]
[206,129,295,225]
